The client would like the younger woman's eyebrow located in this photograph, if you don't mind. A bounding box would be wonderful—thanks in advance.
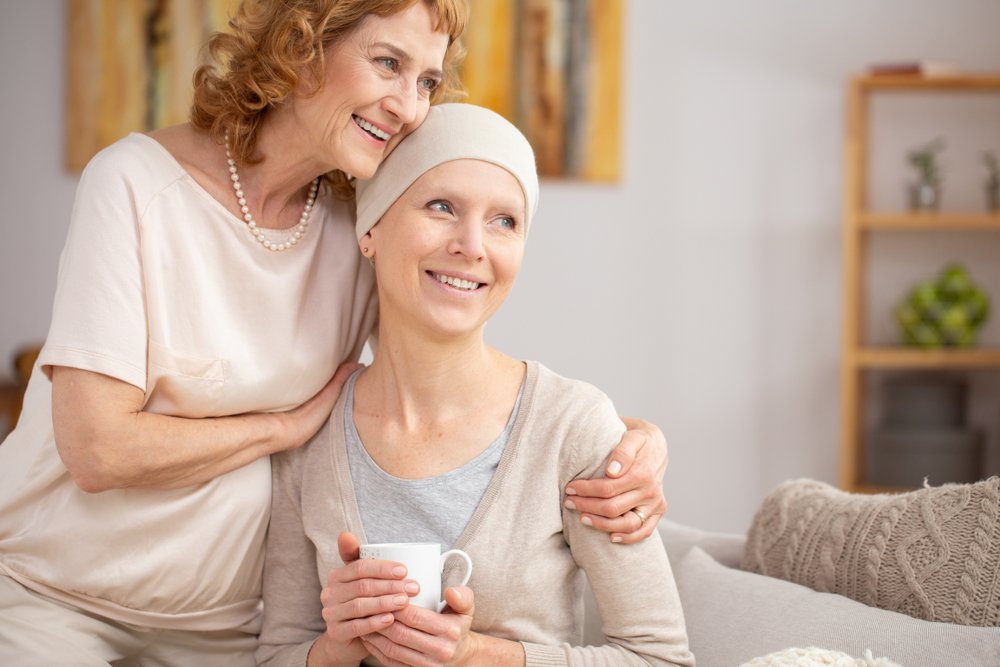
[372,41,444,79]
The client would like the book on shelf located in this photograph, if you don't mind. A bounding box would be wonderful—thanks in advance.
[868,60,962,77]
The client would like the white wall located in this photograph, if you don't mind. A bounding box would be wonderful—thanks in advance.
[2,1,999,533]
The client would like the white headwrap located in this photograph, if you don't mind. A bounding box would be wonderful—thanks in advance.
[355,103,539,240]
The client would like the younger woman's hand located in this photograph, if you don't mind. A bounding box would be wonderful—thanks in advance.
[309,532,419,666]
[360,586,477,667]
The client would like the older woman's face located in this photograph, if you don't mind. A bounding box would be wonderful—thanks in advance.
[295,3,450,179]
[367,159,527,340]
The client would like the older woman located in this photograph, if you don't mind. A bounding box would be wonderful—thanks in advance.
[0,1,666,665]
[258,104,694,667]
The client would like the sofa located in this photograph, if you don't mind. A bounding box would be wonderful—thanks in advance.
[583,478,1000,666]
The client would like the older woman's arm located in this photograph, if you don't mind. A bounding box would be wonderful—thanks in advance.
[51,362,356,492]
[564,415,669,543]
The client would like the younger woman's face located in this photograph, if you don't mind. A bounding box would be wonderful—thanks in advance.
[366,159,527,341]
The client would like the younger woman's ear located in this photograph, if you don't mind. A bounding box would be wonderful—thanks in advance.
[359,231,374,258]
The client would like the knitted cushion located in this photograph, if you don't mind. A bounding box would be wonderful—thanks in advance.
[739,646,901,667]
[742,477,1000,626]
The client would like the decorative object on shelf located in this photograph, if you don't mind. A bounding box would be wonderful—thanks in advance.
[906,138,945,211]
[984,150,1000,212]
[895,263,990,347]
[867,376,983,487]
[868,60,961,78]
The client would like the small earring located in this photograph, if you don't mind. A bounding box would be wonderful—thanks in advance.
[362,247,369,254]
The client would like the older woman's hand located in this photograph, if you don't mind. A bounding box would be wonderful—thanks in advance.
[308,532,418,667]
[360,587,477,667]
[563,416,669,544]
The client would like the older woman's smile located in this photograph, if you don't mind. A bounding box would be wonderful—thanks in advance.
[353,115,393,141]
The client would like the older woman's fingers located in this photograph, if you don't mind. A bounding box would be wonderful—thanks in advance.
[601,427,646,477]
[566,487,649,521]
[565,459,658,504]
[611,511,664,545]
[577,498,668,541]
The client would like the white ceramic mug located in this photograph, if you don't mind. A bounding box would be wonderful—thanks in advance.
[360,542,473,612]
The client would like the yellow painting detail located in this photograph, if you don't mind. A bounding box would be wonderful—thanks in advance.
[66,0,238,171]
[66,0,622,181]
[460,0,622,181]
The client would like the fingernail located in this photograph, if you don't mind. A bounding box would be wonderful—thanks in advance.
[404,582,419,594]
[392,566,406,577]
[380,614,394,624]
[581,515,592,526]
[607,460,623,475]
[393,595,407,606]
[611,535,623,543]
[565,487,578,496]
[453,589,463,600]
[564,499,576,510]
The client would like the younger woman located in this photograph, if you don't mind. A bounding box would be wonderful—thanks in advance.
[258,104,693,666]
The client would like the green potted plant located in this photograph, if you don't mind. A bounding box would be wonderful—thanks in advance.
[984,150,1000,212]
[907,138,944,211]
[895,263,990,347]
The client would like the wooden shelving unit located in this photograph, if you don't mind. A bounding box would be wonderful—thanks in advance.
[839,73,1000,493]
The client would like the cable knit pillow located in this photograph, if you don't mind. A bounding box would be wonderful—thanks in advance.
[742,477,1000,626]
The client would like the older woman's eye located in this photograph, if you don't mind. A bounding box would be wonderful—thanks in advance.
[428,200,452,214]
[419,76,441,93]
[376,57,399,72]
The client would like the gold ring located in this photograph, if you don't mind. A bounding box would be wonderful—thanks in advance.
[630,508,647,526]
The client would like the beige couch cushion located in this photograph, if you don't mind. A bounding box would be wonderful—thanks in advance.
[671,541,1000,666]
[742,477,1000,626]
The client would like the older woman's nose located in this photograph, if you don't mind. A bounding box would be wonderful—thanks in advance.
[383,78,420,125]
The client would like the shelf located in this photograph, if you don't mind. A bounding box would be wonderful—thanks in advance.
[847,483,918,496]
[856,74,1000,91]
[858,212,1000,231]
[852,347,1000,369]
[839,72,1000,494]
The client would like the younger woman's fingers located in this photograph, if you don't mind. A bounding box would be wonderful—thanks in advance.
[325,592,410,624]
[326,611,395,643]
[363,632,431,667]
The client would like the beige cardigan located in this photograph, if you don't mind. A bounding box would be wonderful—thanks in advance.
[257,361,694,667]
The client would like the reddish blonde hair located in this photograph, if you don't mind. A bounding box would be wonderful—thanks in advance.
[191,0,468,198]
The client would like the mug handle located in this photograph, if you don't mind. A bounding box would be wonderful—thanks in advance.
[438,549,473,612]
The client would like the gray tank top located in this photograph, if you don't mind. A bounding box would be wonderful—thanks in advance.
[344,370,522,550]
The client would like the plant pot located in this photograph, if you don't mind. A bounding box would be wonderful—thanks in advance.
[866,428,983,487]
[883,377,966,429]
[909,182,940,211]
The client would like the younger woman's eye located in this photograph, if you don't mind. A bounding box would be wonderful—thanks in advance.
[496,216,516,230]
[428,200,452,214]
[376,57,399,72]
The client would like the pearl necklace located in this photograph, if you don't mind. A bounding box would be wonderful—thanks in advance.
[225,135,319,252]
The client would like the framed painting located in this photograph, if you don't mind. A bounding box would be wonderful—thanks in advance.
[66,0,623,181]
[461,0,623,181]
[66,0,236,171]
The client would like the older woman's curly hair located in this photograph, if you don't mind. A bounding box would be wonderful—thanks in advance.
[191,0,468,199]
